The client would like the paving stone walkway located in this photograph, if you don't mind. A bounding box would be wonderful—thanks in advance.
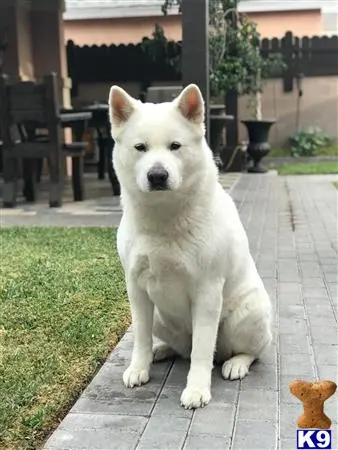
[0,172,240,227]
[10,173,338,450]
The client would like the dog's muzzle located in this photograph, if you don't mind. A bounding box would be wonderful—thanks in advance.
[147,165,169,191]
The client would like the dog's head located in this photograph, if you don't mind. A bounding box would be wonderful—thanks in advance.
[109,84,212,195]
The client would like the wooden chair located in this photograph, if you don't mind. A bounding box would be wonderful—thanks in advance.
[0,73,87,207]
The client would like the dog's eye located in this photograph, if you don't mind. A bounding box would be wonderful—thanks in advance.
[134,143,147,152]
[170,142,181,151]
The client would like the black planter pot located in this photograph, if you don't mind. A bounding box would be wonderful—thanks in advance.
[241,119,276,173]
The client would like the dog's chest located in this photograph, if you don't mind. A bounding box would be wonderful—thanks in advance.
[131,239,191,315]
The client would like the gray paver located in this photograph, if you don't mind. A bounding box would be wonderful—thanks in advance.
[136,416,191,450]
[310,325,338,345]
[237,390,278,422]
[39,173,338,450]
[152,386,194,418]
[280,353,315,377]
[189,403,235,437]
[280,403,302,439]
[240,362,277,390]
[165,358,190,387]
[232,420,277,450]
[184,434,230,450]
[313,344,338,366]
[44,414,148,450]
[280,438,296,450]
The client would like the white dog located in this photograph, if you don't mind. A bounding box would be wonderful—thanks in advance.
[108,84,272,410]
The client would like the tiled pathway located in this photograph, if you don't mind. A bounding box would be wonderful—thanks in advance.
[0,173,241,227]
[11,173,338,450]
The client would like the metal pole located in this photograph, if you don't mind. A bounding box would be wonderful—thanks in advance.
[182,0,210,143]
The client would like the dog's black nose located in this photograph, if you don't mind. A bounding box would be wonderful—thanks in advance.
[147,166,169,190]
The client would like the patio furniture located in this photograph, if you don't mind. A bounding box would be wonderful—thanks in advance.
[75,102,120,196]
[209,105,234,170]
[0,73,92,207]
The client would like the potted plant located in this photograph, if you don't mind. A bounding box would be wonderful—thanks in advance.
[240,41,286,172]
[207,4,286,173]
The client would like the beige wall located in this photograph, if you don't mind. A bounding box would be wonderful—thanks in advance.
[248,10,322,38]
[64,9,323,45]
[71,76,338,149]
[238,76,338,147]
[16,3,35,79]
[64,15,182,45]
[31,6,70,106]
[0,3,33,78]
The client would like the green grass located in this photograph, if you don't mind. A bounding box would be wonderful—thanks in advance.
[0,228,130,450]
[333,182,338,189]
[269,147,291,157]
[269,145,338,158]
[277,161,338,175]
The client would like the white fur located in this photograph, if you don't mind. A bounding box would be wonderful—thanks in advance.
[109,84,272,409]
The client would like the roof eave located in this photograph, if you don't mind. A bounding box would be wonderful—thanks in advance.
[63,5,180,21]
[238,2,322,13]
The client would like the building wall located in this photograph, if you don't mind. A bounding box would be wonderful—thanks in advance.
[63,9,323,45]
[16,3,35,79]
[71,75,338,149]
[238,76,338,147]
[64,15,182,45]
[247,10,322,38]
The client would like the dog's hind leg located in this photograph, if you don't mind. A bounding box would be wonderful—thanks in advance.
[222,354,256,380]
[218,307,272,380]
[152,337,177,362]
[152,309,191,359]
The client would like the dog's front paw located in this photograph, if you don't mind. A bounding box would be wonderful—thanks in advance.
[123,365,150,388]
[180,386,211,409]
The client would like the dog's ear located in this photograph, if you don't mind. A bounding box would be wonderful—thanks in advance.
[108,86,138,130]
[174,84,205,125]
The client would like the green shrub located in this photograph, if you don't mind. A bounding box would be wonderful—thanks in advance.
[289,127,332,157]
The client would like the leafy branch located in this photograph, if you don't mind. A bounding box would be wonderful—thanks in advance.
[141,24,181,75]
[162,0,286,119]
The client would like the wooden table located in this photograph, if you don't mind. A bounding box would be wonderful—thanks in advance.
[60,110,92,128]
[210,105,235,170]
[72,103,120,196]
[23,110,93,203]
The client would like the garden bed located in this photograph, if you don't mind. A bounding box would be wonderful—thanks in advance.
[0,228,129,449]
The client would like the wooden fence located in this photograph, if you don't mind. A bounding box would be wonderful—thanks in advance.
[261,32,338,91]
[67,32,338,96]
[66,39,181,96]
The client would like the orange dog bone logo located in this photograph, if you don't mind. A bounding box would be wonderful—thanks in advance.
[290,380,337,429]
